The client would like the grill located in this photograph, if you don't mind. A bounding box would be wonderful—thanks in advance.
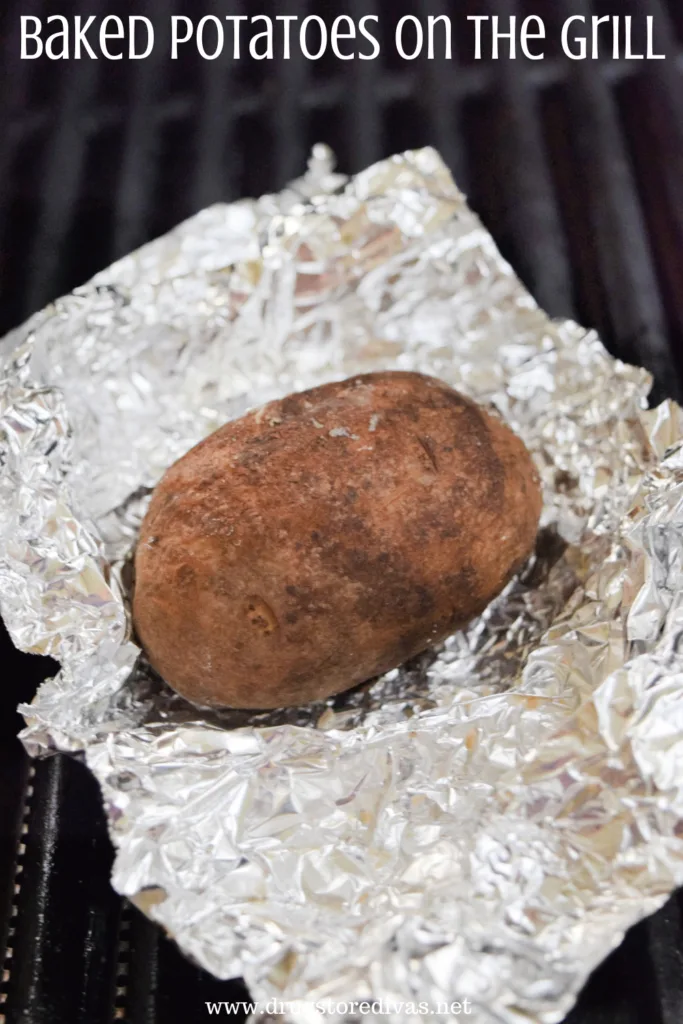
[2,1,683,1021]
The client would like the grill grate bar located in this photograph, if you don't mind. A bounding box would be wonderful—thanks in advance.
[568,71,680,397]
[3,55,683,151]
[644,900,683,1024]
[124,908,160,1024]
[414,0,468,188]
[24,0,110,313]
[272,0,311,190]
[549,0,682,399]
[616,0,683,377]
[0,0,49,254]
[0,757,121,1024]
[112,0,174,259]
[189,0,241,211]
[122,904,250,1024]
[0,760,32,1024]
[473,0,577,320]
[0,0,48,138]
[2,759,65,1023]
[345,0,384,172]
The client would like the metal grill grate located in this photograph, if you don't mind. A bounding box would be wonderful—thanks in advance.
[2,1,683,1020]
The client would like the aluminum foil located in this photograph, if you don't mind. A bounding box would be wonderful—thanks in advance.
[2,145,683,1023]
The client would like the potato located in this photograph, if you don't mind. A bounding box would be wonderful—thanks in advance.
[133,371,541,708]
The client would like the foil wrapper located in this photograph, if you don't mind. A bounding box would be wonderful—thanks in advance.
[2,145,683,1024]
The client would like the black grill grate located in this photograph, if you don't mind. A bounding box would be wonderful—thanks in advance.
[3,1,683,1021]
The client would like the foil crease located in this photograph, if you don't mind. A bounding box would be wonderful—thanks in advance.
[2,145,683,1023]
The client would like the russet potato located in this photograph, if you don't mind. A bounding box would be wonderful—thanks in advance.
[133,371,542,708]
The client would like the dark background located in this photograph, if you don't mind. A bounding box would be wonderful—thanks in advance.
[2,1,683,1022]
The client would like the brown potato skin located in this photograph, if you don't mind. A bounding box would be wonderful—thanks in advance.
[133,371,542,708]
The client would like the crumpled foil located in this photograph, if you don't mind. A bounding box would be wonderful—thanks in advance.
[2,144,683,1024]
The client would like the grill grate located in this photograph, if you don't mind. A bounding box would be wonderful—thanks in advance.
[3,1,683,1021]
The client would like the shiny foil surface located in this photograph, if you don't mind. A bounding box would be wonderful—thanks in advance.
[2,146,683,1023]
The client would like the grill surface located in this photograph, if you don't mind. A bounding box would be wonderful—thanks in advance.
[2,1,683,1021]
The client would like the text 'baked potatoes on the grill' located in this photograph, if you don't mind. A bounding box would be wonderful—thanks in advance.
[133,371,542,708]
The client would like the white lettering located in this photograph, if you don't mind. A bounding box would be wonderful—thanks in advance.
[225,16,248,59]
[427,15,451,59]
[73,15,98,59]
[46,15,69,60]
[276,15,296,59]
[521,15,545,59]
[99,16,123,60]
[647,15,666,58]
[592,15,610,59]
[300,15,327,60]
[171,16,193,59]
[197,15,223,60]
[359,15,380,59]
[396,15,423,59]
[625,16,644,59]
[129,17,153,59]
[562,15,587,59]
[331,15,355,60]
[467,16,488,60]
[491,15,516,59]
[20,16,43,59]
[249,15,273,60]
